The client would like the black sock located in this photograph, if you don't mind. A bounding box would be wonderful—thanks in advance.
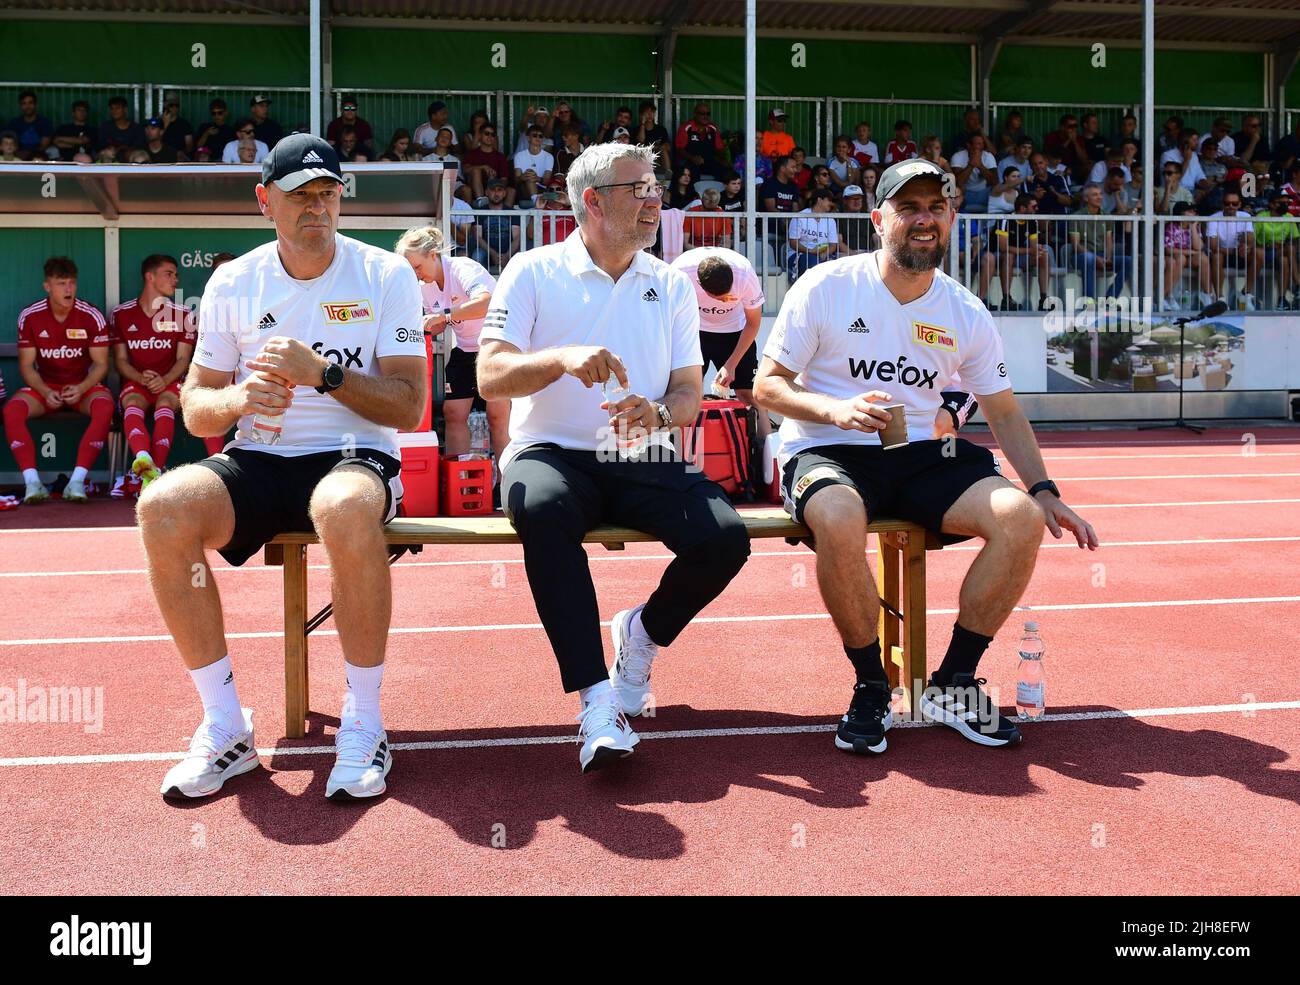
[844,639,888,686]
[932,622,994,685]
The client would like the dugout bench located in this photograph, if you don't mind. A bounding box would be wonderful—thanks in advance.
[264,508,940,739]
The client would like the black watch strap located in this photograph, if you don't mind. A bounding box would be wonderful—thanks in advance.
[315,363,345,394]
[1027,479,1060,498]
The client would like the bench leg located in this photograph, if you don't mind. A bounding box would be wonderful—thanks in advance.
[876,534,902,692]
[902,534,928,713]
[283,544,309,739]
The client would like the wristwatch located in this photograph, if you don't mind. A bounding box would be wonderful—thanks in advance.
[1027,479,1060,499]
[315,362,346,394]
[652,401,672,428]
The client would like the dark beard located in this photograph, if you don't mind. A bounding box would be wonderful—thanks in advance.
[887,233,946,272]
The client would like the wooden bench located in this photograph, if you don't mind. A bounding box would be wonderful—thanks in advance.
[264,507,939,739]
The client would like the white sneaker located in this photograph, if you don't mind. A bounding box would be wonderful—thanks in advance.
[609,605,658,717]
[161,707,259,800]
[1160,297,1178,312]
[22,479,49,504]
[1199,292,1217,308]
[109,475,127,499]
[1239,292,1257,312]
[326,720,391,801]
[63,478,88,503]
[576,695,639,773]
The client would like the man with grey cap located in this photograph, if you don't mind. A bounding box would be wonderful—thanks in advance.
[754,157,1097,758]
[138,133,427,803]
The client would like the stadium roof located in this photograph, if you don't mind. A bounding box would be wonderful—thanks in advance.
[14,0,1300,48]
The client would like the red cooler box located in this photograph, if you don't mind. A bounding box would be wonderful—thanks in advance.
[397,431,440,517]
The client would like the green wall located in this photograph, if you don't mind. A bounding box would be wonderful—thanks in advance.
[332,29,657,92]
[0,21,307,87]
[672,37,971,100]
[990,46,1266,106]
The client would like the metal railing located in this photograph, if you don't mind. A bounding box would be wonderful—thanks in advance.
[0,82,146,131]
[989,103,1135,151]
[344,88,497,155]
[148,84,313,136]
[837,99,972,159]
[673,94,825,159]
[1155,214,1300,312]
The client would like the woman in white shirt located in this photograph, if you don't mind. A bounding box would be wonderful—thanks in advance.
[396,225,507,464]
[988,165,1024,213]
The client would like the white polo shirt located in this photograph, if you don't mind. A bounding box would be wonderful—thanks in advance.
[419,256,495,352]
[787,210,839,256]
[480,230,703,470]
[1205,212,1254,249]
[194,233,425,458]
[671,247,766,334]
[763,251,1010,456]
[513,148,554,179]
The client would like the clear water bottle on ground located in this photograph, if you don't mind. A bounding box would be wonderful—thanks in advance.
[1016,620,1045,720]
[468,409,490,458]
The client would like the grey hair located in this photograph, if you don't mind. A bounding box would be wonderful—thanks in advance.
[394,224,447,256]
[566,142,659,225]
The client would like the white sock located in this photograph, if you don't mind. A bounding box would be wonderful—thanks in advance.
[629,607,657,647]
[343,661,384,729]
[190,655,243,723]
[70,466,88,484]
[579,679,613,709]
[23,468,39,484]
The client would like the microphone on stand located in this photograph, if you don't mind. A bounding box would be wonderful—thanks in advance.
[1174,299,1228,325]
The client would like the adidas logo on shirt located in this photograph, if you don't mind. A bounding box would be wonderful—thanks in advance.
[848,318,870,333]
[302,150,324,164]
[642,288,660,302]
[257,312,277,331]
[38,330,49,338]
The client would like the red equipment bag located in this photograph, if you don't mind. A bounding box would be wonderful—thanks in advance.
[683,398,755,500]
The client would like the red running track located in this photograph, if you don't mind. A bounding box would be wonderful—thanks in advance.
[1,427,1298,894]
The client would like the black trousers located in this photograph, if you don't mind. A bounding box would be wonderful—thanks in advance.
[501,444,751,693]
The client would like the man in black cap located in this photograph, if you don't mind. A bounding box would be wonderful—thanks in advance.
[138,133,427,803]
[754,157,1097,757]
[249,93,283,148]
[142,117,181,163]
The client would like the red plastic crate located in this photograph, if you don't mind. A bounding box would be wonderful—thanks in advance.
[440,458,493,515]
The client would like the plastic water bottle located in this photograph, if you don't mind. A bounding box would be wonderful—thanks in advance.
[602,379,648,456]
[1015,621,1045,720]
[249,411,283,445]
[468,409,490,458]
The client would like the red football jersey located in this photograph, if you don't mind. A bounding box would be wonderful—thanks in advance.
[110,298,197,375]
[16,298,109,387]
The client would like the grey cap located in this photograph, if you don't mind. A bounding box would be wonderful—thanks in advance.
[875,158,946,203]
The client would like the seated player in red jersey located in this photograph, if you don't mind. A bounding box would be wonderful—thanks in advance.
[109,253,196,496]
[3,256,112,504]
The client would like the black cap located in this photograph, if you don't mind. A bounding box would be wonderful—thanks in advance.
[145,117,162,128]
[875,158,946,203]
[260,133,343,191]
[427,100,447,116]
[250,94,271,106]
[485,177,507,189]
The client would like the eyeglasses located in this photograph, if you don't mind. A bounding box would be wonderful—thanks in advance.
[594,177,665,199]
[481,129,496,136]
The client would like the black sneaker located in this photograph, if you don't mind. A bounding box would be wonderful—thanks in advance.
[834,681,893,755]
[920,672,1022,747]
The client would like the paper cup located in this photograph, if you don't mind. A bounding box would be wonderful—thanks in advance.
[878,403,908,450]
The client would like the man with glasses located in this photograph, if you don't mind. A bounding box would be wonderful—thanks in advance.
[222,120,268,163]
[477,143,750,774]
[1043,115,1088,184]
[193,99,235,161]
[1160,131,1205,191]
[1156,160,1194,214]
[1206,191,1261,310]
[462,122,511,205]
[674,102,725,179]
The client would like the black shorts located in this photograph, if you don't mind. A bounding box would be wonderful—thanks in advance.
[782,438,1004,544]
[700,330,758,390]
[444,347,480,401]
[196,447,402,566]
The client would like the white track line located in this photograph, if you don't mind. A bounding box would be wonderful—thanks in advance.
[2,699,1297,768]
[3,534,1299,580]
[4,595,1298,647]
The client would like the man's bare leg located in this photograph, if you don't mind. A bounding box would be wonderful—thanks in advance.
[802,484,878,648]
[136,465,236,670]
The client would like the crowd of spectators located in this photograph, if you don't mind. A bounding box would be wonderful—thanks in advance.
[7,90,1299,304]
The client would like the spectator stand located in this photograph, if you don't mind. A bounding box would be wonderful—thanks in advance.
[0,162,455,485]
[146,84,313,138]
[835,99,973,156]
[341,89,498,154]
[990,103,1135,148]
[673,94,825,159]
[506,92,662,144]
[0,82,146,134]
[1155,105,1274,141]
